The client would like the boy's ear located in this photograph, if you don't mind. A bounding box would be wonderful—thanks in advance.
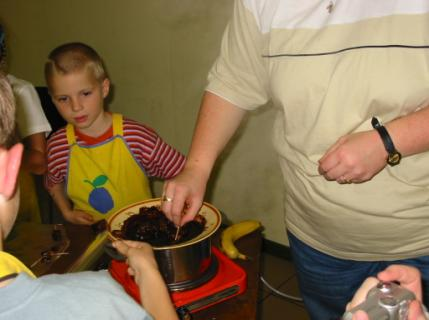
[0,143,23,200]
[102,78,110,99]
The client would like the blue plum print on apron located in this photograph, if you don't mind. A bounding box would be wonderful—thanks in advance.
[84,175,114,214]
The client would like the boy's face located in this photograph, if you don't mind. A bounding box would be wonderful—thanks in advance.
[49,69,110,135]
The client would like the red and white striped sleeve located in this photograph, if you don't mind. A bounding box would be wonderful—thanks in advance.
[44,128,70,188]
[123,118,186,179]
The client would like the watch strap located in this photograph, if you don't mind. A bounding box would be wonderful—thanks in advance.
[371,117,395,154]
[371,117,401,166]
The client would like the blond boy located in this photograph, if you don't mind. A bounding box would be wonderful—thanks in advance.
[44,42,185,224]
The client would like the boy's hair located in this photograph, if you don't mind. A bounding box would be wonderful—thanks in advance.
[0,72,16,148]
[45,42,108,88]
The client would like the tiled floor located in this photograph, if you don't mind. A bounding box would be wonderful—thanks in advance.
[258,253,310,320]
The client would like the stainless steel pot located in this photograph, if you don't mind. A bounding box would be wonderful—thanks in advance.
[154,236,215,291]
[108,198,222,291]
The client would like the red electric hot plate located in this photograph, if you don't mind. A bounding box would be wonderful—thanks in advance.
[109,246,247,313]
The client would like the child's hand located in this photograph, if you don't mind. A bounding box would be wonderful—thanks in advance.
[113,240,158,283]
[64,209,94,225]
[113,240,178,319]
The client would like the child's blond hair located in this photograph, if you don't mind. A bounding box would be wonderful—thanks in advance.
[45,42,108,88]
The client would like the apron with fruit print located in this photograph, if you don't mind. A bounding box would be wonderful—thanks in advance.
[66,113,152,221]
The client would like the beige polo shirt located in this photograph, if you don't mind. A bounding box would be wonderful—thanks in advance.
[206,0,429,260]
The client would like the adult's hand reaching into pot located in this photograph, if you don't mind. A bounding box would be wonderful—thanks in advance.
[161,164,208,227]
[161,92,247,227]
[113,240,179,320]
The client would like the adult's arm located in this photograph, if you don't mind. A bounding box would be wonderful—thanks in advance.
[162,0,268,225]
[162,91,246,226]
[22,132,48,175]
[318,105,429,183]
[12,77,51,175]
[386,105,429,157]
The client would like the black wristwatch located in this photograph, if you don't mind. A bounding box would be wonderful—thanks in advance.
[371,117,401,166]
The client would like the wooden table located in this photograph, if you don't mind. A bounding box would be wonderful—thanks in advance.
[47,224,101,274]
[4,222,99,276]
[16,223,262,319]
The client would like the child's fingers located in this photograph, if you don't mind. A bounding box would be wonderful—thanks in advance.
[80,218,94,225]
[113,240,145,252]
[127,266,135,277]
[113,240,155,265]
[74,212,94,225]
[82,212,94,221]
[113,240,130,256]
[121,240,151,250]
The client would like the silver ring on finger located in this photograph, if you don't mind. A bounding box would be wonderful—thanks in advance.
[162,195,173,202]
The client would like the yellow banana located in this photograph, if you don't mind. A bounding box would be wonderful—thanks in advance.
[220,220,261,260]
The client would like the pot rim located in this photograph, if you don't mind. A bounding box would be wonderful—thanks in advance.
[107,198,222,250]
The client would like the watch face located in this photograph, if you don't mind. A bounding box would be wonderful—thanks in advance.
[387,152,401,166]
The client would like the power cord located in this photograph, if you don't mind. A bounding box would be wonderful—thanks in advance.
[260,275,303,302]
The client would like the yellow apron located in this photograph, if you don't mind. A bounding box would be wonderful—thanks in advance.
[66,113,152,221]
[0,251,36,279]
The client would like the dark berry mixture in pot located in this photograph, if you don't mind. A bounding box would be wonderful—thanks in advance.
[112,206,206,246]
